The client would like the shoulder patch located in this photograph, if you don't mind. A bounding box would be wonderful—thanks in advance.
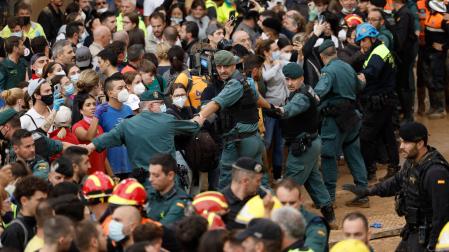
[317,229,326,236]
[320,72,326,77]
[176,202,185,208]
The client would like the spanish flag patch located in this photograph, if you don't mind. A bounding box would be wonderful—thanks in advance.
[438,180,446,184]
[176,202,185,208]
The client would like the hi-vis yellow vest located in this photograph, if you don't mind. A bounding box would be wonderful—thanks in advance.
[363,43,395,68]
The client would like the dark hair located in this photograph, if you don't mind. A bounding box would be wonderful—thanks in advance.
[167,45,185,63]
[65,2,81,16]
[163,26,178,43]
[66,21,83,38]
[13,175,49,207]
[231,44,251,58]
[7,17,19,30]
[343,212,369,232]
[149,153,177,175]
[63,146,89,166]
[124,11,140,27]
[128,29,146,46]
[10,160,31,178]
[255,39,275,57]
[49,194,85,222]
[4,36,21,54]
[42,62,62,79]
[139,59,157,74]
[31,36,49,55]
[191,0,206,9]
[14,1,31,15]
[175,215,208,252]
[49,182,79,198]
[198,229,228,252]
[104,73,124,99]
[11,128,32,146]
[98,48,118,66]
[370,0,387,8]
[150,11,166,23]
[277,37,291,50]
[132,222,164,243]
[170,83,187,95]
[243,54,264,73]
[105,41,126,56]
[183,21,199,39]
[100,11,116,23]
[168,3,186,23]
[75,220,101,251]
[143,53,159,68]
[50,75,68,87]
[75,92,96,111]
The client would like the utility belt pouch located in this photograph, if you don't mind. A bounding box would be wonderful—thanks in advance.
[418,225,428,245]
[405,207,419,225]
[290,134,314,157]
[334,102,360,132]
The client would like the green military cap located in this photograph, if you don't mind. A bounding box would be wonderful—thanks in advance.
[0,108,18,126]
[140,91,164,101]
[318,39,335,53]
[282,62,304,79]
[232,157,264,174]
[214,50,240,66]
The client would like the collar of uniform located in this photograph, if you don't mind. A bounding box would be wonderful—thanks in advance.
[229,70,241,80]
[327,57,339,66]
[221,186,241,205]
[282,239,307,252]
[158,184,177,200]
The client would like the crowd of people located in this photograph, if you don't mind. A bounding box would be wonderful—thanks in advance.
[0,0,448,251]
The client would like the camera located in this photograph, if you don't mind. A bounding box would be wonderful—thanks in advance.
[189,47,218,80]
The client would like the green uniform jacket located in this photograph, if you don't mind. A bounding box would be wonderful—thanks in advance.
[146,185,190,225]
[0,58,28,91]
[92,111,200,169]
[314,58,362,106]
[212,70,259,135]
[301,207,329,252]
[378,25,394,50]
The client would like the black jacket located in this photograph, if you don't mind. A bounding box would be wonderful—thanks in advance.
[37,4,64,43]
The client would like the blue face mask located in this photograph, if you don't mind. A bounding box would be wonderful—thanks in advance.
[272,51,281,61]
[160,104,167,113]
[64,84,75,96]
[108,220,125,241]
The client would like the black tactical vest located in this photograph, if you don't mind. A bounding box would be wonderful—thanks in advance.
[220,73,259,133]
[402,147,449,225]
[280,85,320,141]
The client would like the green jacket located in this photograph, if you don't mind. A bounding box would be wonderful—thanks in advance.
[378,25,394,50]
[92,111,200,169]
[146,185,190,225]
[301,207,329,252]
[0,58,27,91]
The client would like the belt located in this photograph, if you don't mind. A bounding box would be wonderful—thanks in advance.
[286,132,318,146]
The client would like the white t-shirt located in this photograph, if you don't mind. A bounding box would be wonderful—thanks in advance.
[143,0,164,16]
[20,107,53,132]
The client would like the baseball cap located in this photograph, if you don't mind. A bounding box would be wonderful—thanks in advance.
[76,46,92,68]
[236,218,282,241]
[0,108,18,126]
[27,78,47,96]
[51,156,74,178]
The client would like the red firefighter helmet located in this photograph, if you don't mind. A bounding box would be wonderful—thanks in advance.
[108,178,147,206]
[344,14,364,28]
[192,191,229,215]
[201,212,226,230]
[82,171,115,200]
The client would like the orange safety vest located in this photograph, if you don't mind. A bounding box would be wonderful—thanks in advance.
[417,0,429,42]
[425,12,446,32]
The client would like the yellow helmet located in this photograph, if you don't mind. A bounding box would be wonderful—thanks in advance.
[331,239,370,252]
[436,222,449,251]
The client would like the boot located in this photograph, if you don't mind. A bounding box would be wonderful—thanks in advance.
[417,87,426,116]
[379,165,400,182]
[345,196,370,208]
[366,164,377,183]
[320,205,338,230]
[428,91,446,119]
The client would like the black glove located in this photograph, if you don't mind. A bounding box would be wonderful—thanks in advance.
[263,104,283,119]
[342,184,370,198]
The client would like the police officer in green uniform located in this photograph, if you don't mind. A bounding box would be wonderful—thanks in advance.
[0,108,65,166]
[313,39,369,207]
[275,178,330,252]
[87,91,200,170]
[266,62,337,228]
[146,153,190,225]
[193,50,266,189]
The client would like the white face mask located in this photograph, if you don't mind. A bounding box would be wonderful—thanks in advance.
[55,70,66,76]
[36,68,43,76]
[271,51,281,60]
[160,104,167,113]
[173,95,188,108]
[70,73,80,83]
[133,82,146,95]
[97,7,108,13]
[117,89,129,103]
[281,52,292,61]
[11,31,23,38]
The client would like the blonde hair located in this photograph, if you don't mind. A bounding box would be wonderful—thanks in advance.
[76,69,100,93]
[1,88,24,107]
[155,42,171,61]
